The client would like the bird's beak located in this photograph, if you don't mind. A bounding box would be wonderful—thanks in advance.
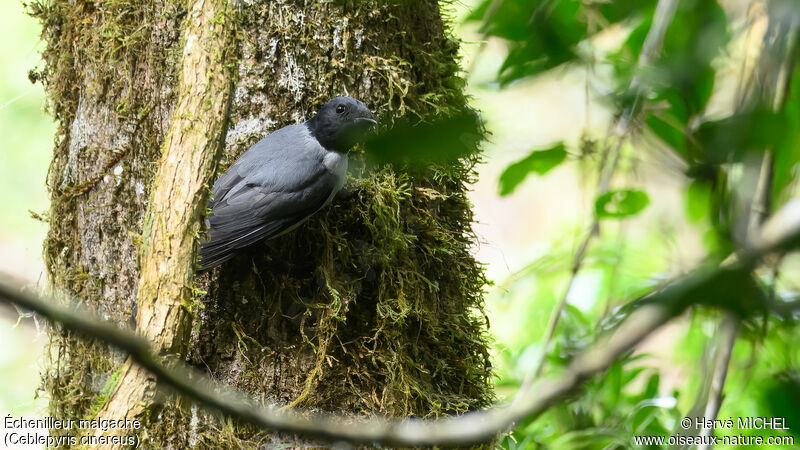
[354,117,378,126]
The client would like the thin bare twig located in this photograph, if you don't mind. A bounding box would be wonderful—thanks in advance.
[695,8,799,447]
[525,0,680,385]
[696,314,740,448]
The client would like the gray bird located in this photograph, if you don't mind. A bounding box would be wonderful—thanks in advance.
[198,96,376,271]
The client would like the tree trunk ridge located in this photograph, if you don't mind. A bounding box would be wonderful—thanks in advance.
[89,0,236,445]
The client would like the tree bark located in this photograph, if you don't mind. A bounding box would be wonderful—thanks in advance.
[90,0,235,445]
[33,0,493,447]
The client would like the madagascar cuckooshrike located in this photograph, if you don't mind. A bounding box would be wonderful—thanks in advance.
[198,96,376,271]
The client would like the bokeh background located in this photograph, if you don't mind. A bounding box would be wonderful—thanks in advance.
[0,0,55,422]
[2,0,798,448]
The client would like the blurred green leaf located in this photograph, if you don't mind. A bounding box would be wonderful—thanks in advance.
[693,111,790,164]
[623,367,647,386]
[468,0,654,85]
[548,429,621,448]
[646,89,689,152]
[686,180,711,222]
[646,113,686,152]
[644,373,660,399]
[612,0,727,132]
[468,0,539,41]
[564,303,591,328]
[497,1,585,84]
[595,189,650,219]
[362,110,482,168]
[464,0,490,23]
[498,143,567,196]
[772,67,800,207]
[764,373,800,440]
[632,405,660,434]
[598,0,655,24]
[609,17,650,94]
[668,266,765,315]
[607,362,622,410]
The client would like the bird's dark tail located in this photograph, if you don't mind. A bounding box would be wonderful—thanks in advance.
[197,221,284,272]
[197,241,238,272]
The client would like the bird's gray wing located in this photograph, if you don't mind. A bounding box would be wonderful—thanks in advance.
[210,125,323,202]
[199,141,338,270]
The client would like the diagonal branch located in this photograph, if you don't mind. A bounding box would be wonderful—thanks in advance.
[3,198,799,447]
[0,277,681,447]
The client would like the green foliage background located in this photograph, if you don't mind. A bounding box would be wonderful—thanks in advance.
[459,0,800,448]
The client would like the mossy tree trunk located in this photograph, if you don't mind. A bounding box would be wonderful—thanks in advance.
[33,0,492,447]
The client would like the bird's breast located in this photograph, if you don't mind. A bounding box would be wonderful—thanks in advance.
[323,151,348,191]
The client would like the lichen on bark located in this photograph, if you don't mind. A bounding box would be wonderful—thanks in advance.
[31,0,494,447]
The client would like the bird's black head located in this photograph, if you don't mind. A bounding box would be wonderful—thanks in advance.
[306,96,377,152]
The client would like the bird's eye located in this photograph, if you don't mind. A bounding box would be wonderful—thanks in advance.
[336,104,346,114]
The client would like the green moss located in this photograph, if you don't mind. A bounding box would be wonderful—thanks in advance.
[196,0,493,426]
[86,368,122,419]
